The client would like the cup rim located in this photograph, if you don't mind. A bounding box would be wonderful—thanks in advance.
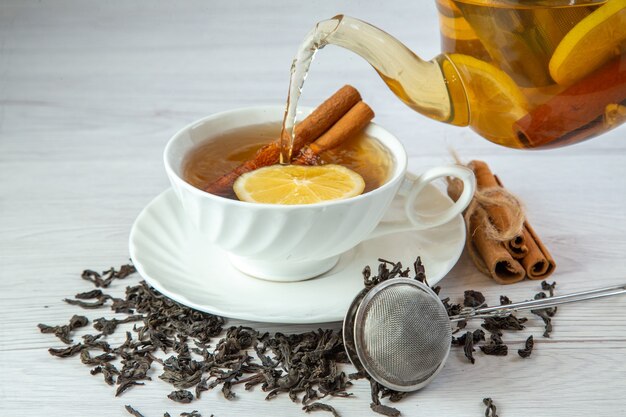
[163,105,408,209]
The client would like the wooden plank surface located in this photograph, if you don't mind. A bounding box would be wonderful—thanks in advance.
[1,0,626,416]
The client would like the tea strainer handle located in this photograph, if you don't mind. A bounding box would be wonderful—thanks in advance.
[449,283,626,322]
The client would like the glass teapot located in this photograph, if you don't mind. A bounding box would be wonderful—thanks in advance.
[296,0,626,149]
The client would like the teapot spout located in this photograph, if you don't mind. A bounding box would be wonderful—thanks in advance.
[321,15,469,126]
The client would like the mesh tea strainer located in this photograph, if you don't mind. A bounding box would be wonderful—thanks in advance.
[343,278,626,392]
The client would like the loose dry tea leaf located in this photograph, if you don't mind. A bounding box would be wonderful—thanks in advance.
[179,411,203,417]
[90,362,119,385]
[541,281,556,297]
[125,405,146,417]
[531,289,558,338]
[81,270,104,286]
[518,335,534,358]
[64,297,110,309]
[464,290,486,307]
[117,264,137,279]
[452,320,467,334]
[452,329,486,364]
[75,289,105,299]
[302,402,341,417]
[413,257,427,285]
[499,295,512,305]
[483,397,498,417]
[464,331,476,364]
[93,315,143,335]
[38,314,89,344]
[363,258,413,290]
[368,379,404,416]
[451,329,485,346]
[80,350,115,366]
[116,352,152,396]
[480,341,508,356]
[82,264,137,288]
[168,389,194,403]
[482,315,527,333]
[49,343,84,357]
[370,403,401,417]
[82,333,112,352]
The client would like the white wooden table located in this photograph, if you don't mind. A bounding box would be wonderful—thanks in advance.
[2,1,626,416]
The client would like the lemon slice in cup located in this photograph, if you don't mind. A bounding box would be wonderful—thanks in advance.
[549,0,626,86]
[233,164,365,205]
[448,53,528,146]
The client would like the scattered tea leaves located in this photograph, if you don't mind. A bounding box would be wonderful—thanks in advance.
[40,259,558,417]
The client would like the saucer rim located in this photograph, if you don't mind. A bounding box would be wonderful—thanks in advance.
[129,188,466,324]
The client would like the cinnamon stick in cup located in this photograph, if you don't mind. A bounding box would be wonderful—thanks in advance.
[293,101,375,165]
[204,85,362,197]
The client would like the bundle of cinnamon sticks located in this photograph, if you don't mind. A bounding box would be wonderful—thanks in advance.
[448,160,555,284]
[204,85,374,198]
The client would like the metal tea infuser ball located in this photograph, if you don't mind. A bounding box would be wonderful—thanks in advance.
[343,278,626,392]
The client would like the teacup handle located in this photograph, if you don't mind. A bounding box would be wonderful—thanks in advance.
[368,165,475,239]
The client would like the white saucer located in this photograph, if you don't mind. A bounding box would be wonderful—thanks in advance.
[129,187,465,324]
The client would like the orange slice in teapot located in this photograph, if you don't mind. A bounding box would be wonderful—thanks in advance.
[549,0,626,86]
[448,54,528,147]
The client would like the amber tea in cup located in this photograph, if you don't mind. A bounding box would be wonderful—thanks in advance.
[164,106,475,280]
[183,122,394,200]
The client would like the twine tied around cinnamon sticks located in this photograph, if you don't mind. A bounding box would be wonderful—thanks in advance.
[447,158,555,284]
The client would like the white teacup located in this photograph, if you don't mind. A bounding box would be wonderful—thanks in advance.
[164,106,475,282]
